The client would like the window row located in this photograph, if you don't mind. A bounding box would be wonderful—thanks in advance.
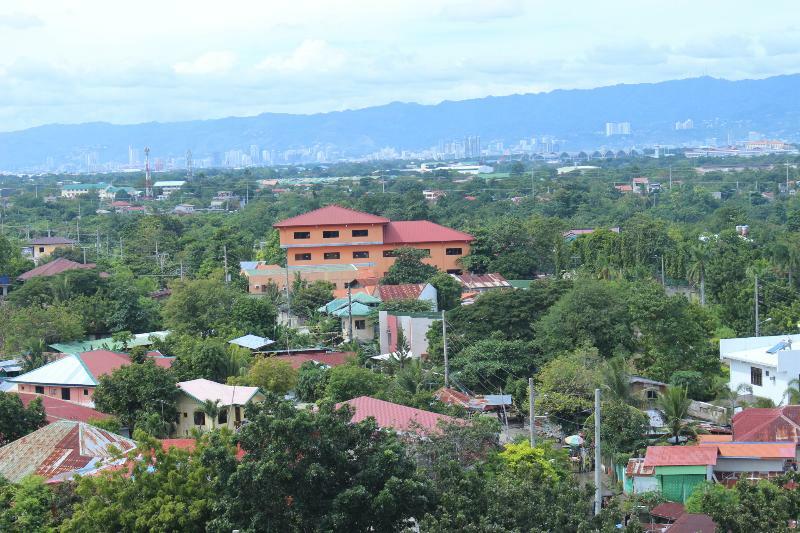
[295,251,371,261]
[293,229,370,239]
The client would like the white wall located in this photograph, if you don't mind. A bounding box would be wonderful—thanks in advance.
[729,359,784,405]
[714,458,786,473]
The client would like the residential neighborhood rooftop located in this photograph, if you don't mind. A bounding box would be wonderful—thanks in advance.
[383,220,474,244]
[228,334,275,350]
[177,378,261,406]
[18,257,101,281]
[336,396,458,434]
[27,236,76,245]
[643,445,718,467]
[14,392,111,423]
[273,205,390,227]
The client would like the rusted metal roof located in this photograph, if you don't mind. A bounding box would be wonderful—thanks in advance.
[625,457,655,477]
[733,406,800,442]
[454,273,511,290]
[0,420,136,483]
[651,502,685,520]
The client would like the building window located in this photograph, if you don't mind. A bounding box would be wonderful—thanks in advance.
[353,251,369,259]
[183,412,188,418]
[193,412,206,426]
[355,320,366,330]
[383,250,396,257]
[39,247,45,253]
[83,389,89,395]
[293,231,311,239]
[218,409,228,425]
[323,230,339,238]
[352,229,369,237]
[35,385,44,394]
[751,367,763,387]
[646,389,658,400]
[446,269,462,274]
[61,388,71,401]
[295,253,312,261]
[446,247,463,256]
[324,252,341,260]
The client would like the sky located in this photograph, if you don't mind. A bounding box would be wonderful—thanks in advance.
[1,0,799,132]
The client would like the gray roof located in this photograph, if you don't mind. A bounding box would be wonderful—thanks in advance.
[229,334,275,350]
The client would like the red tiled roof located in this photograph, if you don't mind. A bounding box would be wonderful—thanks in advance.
[383,221,474,244]
[14,392,110,423]
[271,352,355,370]
[667,513,717,533]
[615,184,633,192]
[700,442,795,459]
[336,396,459,434]
[78,350,132,379]
[18,258,98,281]
[651,502,685,521]
[733,406,800,442]
[273,205,389,227]
[643,446,718,467]
[377,283,425,301]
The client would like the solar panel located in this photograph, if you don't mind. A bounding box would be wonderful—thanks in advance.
[767,340,789,354]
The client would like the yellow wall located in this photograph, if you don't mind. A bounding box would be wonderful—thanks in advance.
[173,392,265,437]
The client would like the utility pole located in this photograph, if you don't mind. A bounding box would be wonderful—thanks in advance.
[594,388,602,516]
[661,255,666,287]
[76,202,81,244]
[179,260,184,280]
[787,162,791,193]
[669,166,672,190]
[223,245,230,283]
[442,310,449,388]
[755,274,760,337]
[529,377,535,447]
[284,262,291,356]
[347,284,353,341]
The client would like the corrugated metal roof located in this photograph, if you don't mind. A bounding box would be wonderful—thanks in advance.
[667,513,717,533]
[320,293,382,313]
[454,273,510,290]
[18,258,98,281]
[651,502,685,520]
[14,392,111,423]
[11,354,96,386]
[229,334,275,350]
[50,331,168,354]
[177,378,261,406]
[377,283,426,301]
[0,420,136,483]
[383,221,474,244]
[700,442,796,458]
[696,434,733,443]
[331,302,373,317]
[337,396,459,434]
[27,236,76,245]
[625,457,655,477]
[273,205,389,227]
[644,446,718,467]
[733,406,800,442]
[271,352,355,370]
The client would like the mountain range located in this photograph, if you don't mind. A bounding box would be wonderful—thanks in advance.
[2,74,800,171]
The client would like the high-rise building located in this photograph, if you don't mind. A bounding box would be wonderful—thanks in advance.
[605,122,631,136]
[249,144,260,164]
[675,119,694,131]
[128,146,139,166]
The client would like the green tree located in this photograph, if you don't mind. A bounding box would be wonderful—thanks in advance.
[242,358,297,395]
[291,278,335,320]
[2,304,84,356]
[656,386,697,444]
[686,243,710,306]
[450,336,539,393]
[427,271,462,311]
[381,247,439,284]
[201,399,222,430]
[295,361,330,402]
[0,476,56,531]
[207,398,433,532]
[162,277,240,337]
[92,360,178,432]
[0,393,46,445]
[323,364,389,402]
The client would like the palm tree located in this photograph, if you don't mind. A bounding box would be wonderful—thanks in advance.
[772,237,800,287]
[600,357,636,406]
[716,383,752,423]
[200,399,221,430]
[656,386,697,444]
[785,380,800,405]
[686,244,709,306]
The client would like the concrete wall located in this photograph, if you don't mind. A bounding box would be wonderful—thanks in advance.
[16,383,94,405]
[173,394,264,437]
[714,458,786,473]
[729,359,785,405]
[341,316,375,342]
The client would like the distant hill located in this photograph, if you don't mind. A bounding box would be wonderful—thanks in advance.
[2,74,800,170]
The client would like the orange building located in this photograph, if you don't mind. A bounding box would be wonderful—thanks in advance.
[273,205,474,276]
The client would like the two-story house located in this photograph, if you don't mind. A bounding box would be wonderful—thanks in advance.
[720,334,800,405]
[174,378,264,436]
[273,205,474,276]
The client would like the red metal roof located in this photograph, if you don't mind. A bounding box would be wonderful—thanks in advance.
[435,387,471,407]
[651,502,685,520]
[643,446,718,467]
[270,352,355,370]
[18,258,99,281]
[667,513,717,533]
[733,406,800,442]
[336,396,459,434]
[14,392,110,423]
[383,221,474,244]
[377,283,425,301]
[273,205,389,227]
[79,350,133,379]
[696,434,733,444]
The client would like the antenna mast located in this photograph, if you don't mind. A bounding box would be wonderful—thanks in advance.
[144,147,153,198]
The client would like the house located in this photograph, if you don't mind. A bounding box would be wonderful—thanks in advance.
[229,334,275,351]
[174,379,264,436]
[336,396,459,435]
[152,180,186,197]
[100,185,139,200]
[624,457,658,495]
[731,405,800,443]
[452,273,511,293]
[241,262,377,293]
[10,350,174,406]
[563,227,621,242]
[642,446,717,502]
[719,334,800,405]
[0,359,22,379]
[376,283,438,311]
[378,310,439,359]
[271,351,356,370]
[24,236,76,261]
[173,204,195,214]
[699,441,795,484]
[615,184,634,193]
[434,387,512,412]
[0,420,136,483]
[630,376,668,402]
[319,293,382,342]
[273,205,474,276]
[60,182,108,198]
[649,502,686,528]
[13,392,111,424]
[17,257,106,281]
[50,331,169,354]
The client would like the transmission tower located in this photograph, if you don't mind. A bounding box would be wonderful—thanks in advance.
[144,146,153,198]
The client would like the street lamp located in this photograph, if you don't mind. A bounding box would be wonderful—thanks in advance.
[756,317,772,337]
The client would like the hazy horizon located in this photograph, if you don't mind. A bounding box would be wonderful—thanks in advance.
[2,0,800,132]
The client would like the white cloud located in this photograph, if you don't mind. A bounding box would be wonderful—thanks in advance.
[0,12,43,29]
[438,0,524,21]
[256,40,346,73]
[173,51,236,75]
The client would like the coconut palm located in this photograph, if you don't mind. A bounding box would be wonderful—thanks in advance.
[600,357,637,406]
[716,383,752,423]
[200,399,222,430]
[686,244,709,306]
[784,379,800,405]
[656,386,698,444]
